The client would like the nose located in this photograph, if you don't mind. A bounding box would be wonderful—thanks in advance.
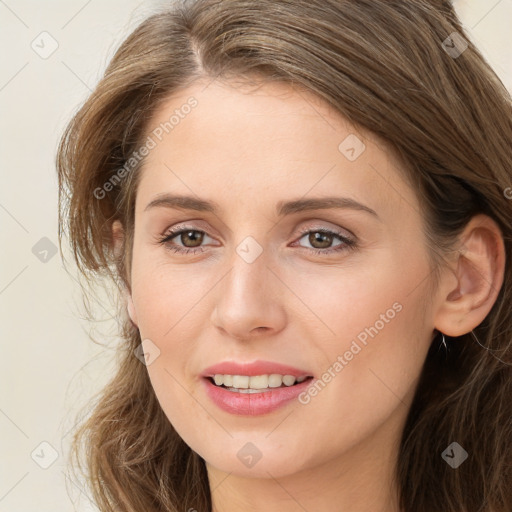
[210,247,287,341]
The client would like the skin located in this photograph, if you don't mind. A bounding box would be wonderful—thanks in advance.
[114,78,505,512]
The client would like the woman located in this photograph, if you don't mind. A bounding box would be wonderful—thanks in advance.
[57,0,512,510]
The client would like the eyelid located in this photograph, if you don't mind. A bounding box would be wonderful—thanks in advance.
[159,221,355,243]
[158,220,358,257]
[295,222,355,239]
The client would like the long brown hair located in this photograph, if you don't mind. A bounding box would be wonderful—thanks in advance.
[57,1,512,510]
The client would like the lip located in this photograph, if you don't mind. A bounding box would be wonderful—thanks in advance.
[201,359,315,416]
[201,360,312,378]
[202,376,314,415]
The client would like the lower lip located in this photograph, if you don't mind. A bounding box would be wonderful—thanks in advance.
[202,377,313,415]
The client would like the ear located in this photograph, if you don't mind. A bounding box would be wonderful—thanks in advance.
[434,214,505,337]
[112,220,138,327]
[112,219,124,259]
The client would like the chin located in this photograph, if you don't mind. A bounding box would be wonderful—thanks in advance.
[205,453,307,479]
[194,433,314,479]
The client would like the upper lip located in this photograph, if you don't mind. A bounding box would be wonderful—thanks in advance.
[201,360,313,378]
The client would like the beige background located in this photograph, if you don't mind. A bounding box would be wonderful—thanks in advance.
[1,1,511,510]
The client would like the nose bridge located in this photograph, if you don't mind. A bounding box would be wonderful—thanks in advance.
[211,231,286,338]
[223,206,273,285]
[225,234,272,304]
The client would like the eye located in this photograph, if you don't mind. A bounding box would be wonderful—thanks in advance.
[292,228,357,255]
[158,225,357,256]
[158,227,214,255]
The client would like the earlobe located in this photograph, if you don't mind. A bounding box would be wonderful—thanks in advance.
[127,294,138,327]
[434,214,505,337]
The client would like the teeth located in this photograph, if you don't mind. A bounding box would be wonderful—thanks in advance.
[282,375,296,386]
[268,374,283,388]
[212,374,308,390]
[249,375,268,389]
[232,375,249,388]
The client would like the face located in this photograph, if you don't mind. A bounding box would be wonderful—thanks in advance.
[127,78,438,479]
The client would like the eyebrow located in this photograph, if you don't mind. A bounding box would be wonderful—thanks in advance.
[144,193,380,219]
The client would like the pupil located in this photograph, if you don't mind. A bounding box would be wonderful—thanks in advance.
[183,230,203,247]
[310,232,331,249]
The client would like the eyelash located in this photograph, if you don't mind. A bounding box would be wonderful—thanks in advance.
[158,225,357,256]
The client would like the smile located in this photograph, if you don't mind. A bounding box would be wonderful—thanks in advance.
[202,374,314,415]
[211,373,308,392]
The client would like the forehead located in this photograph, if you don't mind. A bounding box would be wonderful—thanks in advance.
[135,78,415,219]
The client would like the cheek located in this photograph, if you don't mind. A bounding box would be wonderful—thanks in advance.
[295,304,428,471]
[129,256,213,413]
[130,263,209,443]
[280,251,432,428]
[282,247,429,355]
[130,254,209,336]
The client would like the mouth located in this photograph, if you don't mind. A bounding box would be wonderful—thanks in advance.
[200,360,315,415]
[201,366,315,415]
[207,373,313,393]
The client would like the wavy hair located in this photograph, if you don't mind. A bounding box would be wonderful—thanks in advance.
[57,1,512,510]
